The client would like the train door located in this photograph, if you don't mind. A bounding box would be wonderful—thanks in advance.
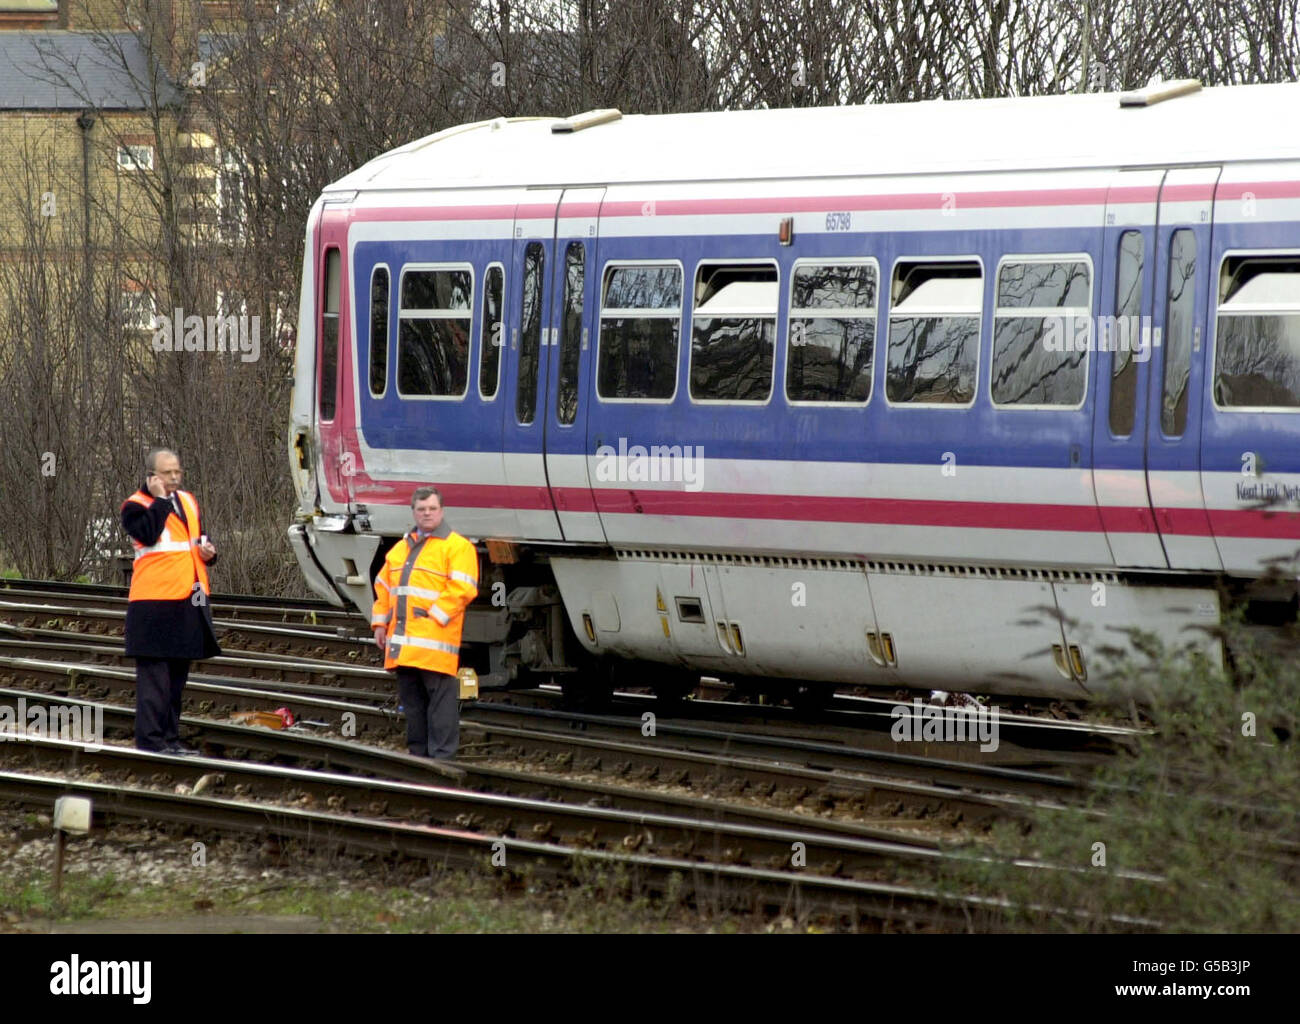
[503,192,564,540]
[1202,165,1300,575]
[290,199,326,513]
[1092,170,1168,568]
[1145,167,1224,571]
[315,201,352,514]
[543,188,608,542]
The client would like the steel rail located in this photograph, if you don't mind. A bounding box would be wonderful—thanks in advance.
[0,767,978,924]
[0,733,960,881]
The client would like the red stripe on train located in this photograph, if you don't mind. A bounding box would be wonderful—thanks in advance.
[351,483,1300,539]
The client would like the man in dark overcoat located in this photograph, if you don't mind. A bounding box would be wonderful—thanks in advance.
[120,448,221,754]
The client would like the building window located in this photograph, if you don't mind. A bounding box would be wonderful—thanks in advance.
[990,257,1091,407]
[786,261,876,404]
[1214,255,1300,410]
[117,145,154,171]
[886,261,981,405]
[597,263,681,400]
[216,149,246,243]
[121,288,156,332]
[397,266,473,398]
[690,262,778,402]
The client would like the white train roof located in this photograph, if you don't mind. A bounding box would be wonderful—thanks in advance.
[327,82,1300,196]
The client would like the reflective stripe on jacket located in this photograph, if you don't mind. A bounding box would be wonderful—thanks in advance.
[372,527,478,675]
[123,489,210,602]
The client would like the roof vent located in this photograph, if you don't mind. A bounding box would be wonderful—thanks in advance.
[551,108,622,134]
[1119,78,1201,108]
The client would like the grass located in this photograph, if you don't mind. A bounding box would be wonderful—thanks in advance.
[927,611,1300,932]
[0,844,771,933]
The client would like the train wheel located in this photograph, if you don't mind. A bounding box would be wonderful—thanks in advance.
[559,659,614,711]
[651,671,699,710]
[789,683,832,714]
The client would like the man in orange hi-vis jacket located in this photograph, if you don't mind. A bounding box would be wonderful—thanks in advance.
[121,448,220,755]
[371,486,479,760]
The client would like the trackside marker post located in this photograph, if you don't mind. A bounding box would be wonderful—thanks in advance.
[52,795,92,898]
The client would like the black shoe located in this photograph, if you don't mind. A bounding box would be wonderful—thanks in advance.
[166,743,200,757]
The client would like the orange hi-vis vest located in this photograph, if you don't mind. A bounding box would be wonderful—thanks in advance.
[371,528,479,676]
[124,489,210,601]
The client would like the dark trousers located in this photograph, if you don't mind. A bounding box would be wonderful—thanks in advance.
[396,667,459,759]
[134,657,190,751]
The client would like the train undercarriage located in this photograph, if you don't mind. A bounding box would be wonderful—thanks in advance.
[290,522,1293,706]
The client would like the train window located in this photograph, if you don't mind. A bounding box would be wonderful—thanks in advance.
[557,242,585,424]
[786,261,876,404]
[990,258,1091,407]
[597,263,681,400]
[1161,230,1196,435]
[690,262,778,402]
[885,261,980,405]
[1214,255,1300,410]
[318,247,340,420]
[479,264,504,399]
[1109,233,1143,435]
[368,265,389,397]
[396,266,472,398]
[517,243,544,423]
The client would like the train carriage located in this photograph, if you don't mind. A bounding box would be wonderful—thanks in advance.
[288,82,1300,700]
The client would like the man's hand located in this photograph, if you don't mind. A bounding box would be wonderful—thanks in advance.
[197,539,216,562]
[146,473,167,498]
[373,627,387,653]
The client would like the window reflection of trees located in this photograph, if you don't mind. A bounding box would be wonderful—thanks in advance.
[402,270,472,310]
[991,316,1086,405]
[598,318,678,398]
[479,265,503,399]
[789,263,875,403]
[996,261,1088,307]
[604,266,681,309]
[991,260,1089,406]
[1110,233,1143,435]
[397,268,472,397]
[557,243,584,424]
[369,267,389,396]
[793,264,876,309]
[1215,315,1300,408]
[598,264,681,400]
[398,319,469,396]
[516,244,544,423]
[788,318,873,402]
[1162,231,1196,435]
[886,317,978,404]
[691,317,775,401]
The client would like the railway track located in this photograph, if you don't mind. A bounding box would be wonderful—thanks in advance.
[0,578,359,629]
[0,598,376,661]
[0,731,1167,929]
[0,670,1033,828]
[0,578,1165,928]
[0,615,1131,763]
